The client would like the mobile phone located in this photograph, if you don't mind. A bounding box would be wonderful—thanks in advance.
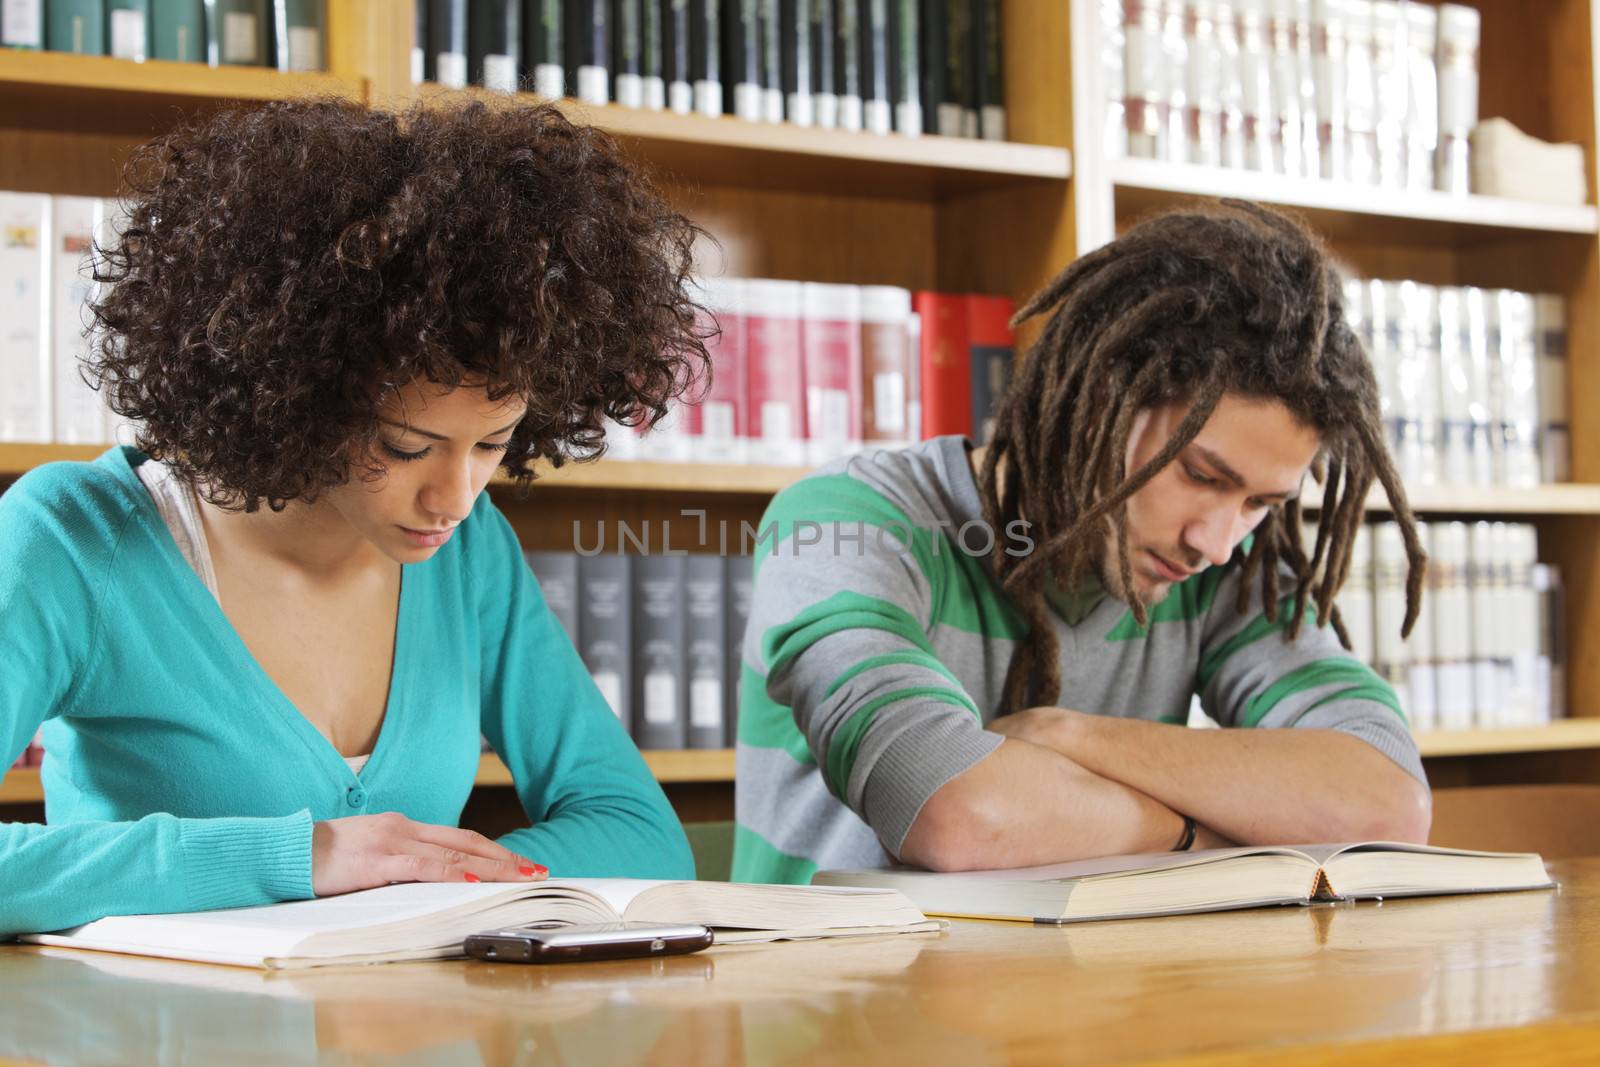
[462,922,714,963]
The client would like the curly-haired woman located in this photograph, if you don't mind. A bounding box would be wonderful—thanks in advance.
[0,98,703,936]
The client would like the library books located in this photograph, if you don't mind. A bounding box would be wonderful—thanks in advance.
[815,842,1553,924]
[19,0,325,69]
[21,878,937,969]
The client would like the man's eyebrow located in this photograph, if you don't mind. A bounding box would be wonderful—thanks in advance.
[1190,445,1300,501]
[380,417,523,442]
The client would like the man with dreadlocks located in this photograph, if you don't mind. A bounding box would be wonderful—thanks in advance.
[730,201,1432,884]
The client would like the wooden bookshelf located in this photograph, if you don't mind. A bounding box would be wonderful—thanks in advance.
[0,768,40,805]
[1416,720,1600,758]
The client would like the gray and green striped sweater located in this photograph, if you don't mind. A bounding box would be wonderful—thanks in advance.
[731,436,1423,885]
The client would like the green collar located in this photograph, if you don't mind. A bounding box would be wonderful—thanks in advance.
[1043,572,1107,627]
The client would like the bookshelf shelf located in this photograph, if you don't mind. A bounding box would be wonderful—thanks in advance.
[1109,156,1600,244]
[1415,720,1600,758]
[0,768,40,804]
[415,85,1072,201]
[0,51,364,132]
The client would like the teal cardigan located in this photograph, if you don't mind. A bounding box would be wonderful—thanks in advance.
[0,448,693,936]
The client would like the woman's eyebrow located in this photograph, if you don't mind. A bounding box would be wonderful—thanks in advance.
[380,417,523,441]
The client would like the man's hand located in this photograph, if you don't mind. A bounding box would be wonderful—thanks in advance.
[985,706,1079,747]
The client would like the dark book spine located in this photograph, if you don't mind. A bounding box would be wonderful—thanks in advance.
[973,0,1003,139]
[271,0,324,72]
[427,0,469,85]
[579,553,633,732]
[412,0,427,80]
[211,0,270,65]
[568,0,609,102]
[469,0,520,90]
[664,0,691,111]
[725,0,761,119]
[917,0,942,133]
[808,0,834,126]
[523,0,564,98]
[151,0,203,61]
[724,555,754,748]
[833,0,861,130]
[632,555,688,751]
[641,0,664,106]
[941,0,974,136]
[758,0,781,121]
[612,0,643,105]
[861,0,889,133]
[525,552,581,644]
[778,0,810,126]
[889,0,918,134]
[689,0,720,114]
[684,555,727,749]
[47,0,106,54]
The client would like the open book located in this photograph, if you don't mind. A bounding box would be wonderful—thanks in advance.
[21,879,936,969]
[813,842,1554,924]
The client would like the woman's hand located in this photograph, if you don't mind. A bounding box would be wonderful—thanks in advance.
[311,812,548,896]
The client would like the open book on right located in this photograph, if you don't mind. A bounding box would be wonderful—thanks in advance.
[813,842,1555,924]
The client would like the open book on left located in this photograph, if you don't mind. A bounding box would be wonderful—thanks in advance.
[20,880,936,969]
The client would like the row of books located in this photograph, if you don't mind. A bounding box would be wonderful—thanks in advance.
[1343,277,1569,489]
[1103,0,1481,193]
[0,0,325,70]
[1339,520,1563,733]
[526,550,753,750]
[414,0,1008,140]
[611,280,1014,466]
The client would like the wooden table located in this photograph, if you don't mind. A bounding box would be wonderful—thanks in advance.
[4,858,1600,1066]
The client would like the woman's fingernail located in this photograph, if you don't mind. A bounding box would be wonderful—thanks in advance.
[519,864,548,877]
[463,872,481,883]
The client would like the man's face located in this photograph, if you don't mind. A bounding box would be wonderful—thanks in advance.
[325,380,528,565]
[1100,393,1321,608]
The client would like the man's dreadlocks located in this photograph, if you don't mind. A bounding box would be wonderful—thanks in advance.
[978,199,1427,715]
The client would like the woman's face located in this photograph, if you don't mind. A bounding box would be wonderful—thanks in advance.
[327,380,528,564]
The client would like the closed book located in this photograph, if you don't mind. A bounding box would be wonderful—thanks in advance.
[684,554,727,749]
[47,0,105,53]
[633,554,688,751]
[690,0,720,114]
[1311,0,1346,180]
[758,0,781,120]
[801,282,863,464]
[808,0,834,126]
[469,0,520,90]
[641,0,664,106]
[1533,293,1568,484]
[152,0,202,60]
[2,0,44,48]
[50,196,109,445]
[426,0,468,84]
[211,0,268,65]
[1434,3,1478,195]
[578,553,632,730]
[524,0,564,98]
[860,285,912,447]
[938,0,972,137]
[911,291,970,439]
[685,276,747,463]
[664,0,692,110]
[744,279,806,465]
[413,0,427,80]
[107,0,150,60]
[272,0,323,72]
[887,0,917,134]
[724,554,754,745]
[916,0,942,134]
[0,192,51,444]
[568,0,610,103]
[965,293,1012,446]
[525,551,580,644]
[780,0,812,126]
[613,0,644,106]
[860,0,890,134]
[972,0,1003,139]
[725,0,761,119]
[833,0,861,129]
[816,844,1553,925]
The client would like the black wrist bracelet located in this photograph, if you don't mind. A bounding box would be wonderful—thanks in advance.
[1173,815,1197,852]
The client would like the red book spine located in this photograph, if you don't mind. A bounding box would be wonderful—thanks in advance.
[965,294,1015,446]
[744,280,807,465]
[912,291,971,439]
[801,283,863,465]
[685,278,748,463]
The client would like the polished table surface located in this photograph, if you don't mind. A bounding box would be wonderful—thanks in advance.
[4,858,1600,1067]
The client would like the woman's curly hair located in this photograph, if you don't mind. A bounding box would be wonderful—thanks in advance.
[89,96,709,510]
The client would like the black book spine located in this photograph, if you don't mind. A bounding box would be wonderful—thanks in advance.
[427,0,468,87]
[664,0,691,111]
[725,0,761,119]
[525,552,581,644]
[469,0,520,91]
[940,0,971,136]
[724,555,754,750]
[568,0,609,102]
[917,0,942,133]
[579,553,633,734]
[641,0,664,106]
[684,555,727,749]
[413,0,428,82]
[833,0,860,130]
[861,0,889,133]
[632,555,688,751]
[689,0,720,114]
[808,0,834,126]
[779,0,810,126]
[523,0,564,98]
[612,0,642,106]
[973,0,1003,140]
[889,0,918,134]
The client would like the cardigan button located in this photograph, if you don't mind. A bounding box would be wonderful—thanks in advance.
[346,787,367,808]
